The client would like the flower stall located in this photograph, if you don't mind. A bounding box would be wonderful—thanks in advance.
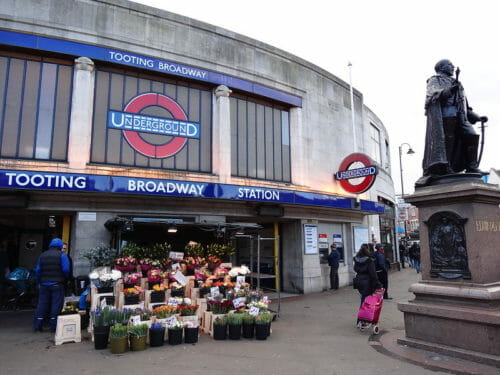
[67,240,276,354]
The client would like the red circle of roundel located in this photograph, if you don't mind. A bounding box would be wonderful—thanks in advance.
[337,153,377,194]
[122,93,188,158]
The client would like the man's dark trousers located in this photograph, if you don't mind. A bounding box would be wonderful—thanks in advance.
[330,266,339,290]
[34,284,64,331]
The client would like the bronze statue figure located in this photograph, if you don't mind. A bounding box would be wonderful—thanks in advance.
[416,59,488,187]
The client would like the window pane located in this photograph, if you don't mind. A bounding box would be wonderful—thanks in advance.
[35,62,58,159]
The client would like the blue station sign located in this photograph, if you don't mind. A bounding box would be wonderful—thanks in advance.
[0,170,384,214]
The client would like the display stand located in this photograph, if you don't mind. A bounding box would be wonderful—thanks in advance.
[55,314,81,345]
[248,234,281,318]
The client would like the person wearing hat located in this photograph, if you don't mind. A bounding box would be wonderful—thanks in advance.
[327,243,340,290]
[33,238,70,332]
[374,243,391,300]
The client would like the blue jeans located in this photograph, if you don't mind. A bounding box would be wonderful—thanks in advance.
[414,260,421,273]
[33,284,64,331]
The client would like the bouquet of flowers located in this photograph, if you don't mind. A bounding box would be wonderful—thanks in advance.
[114,256,137,272]
[138,258,154,272]
[89,267,122,289]
[152,283,166,292]
[207,299,233,314]
[160,258,173,270]
[207,255,221,265]
[152,305,178,318]
[194,269,207,282]
[123,272,142,286]
[147,268,165,283]
[248,300,270,311]
[123,285,143,296]
[214,266,228,278]
[184,241,205,258]
[183,256,197,270]
[178,304,199,316]
[169,281,185,297]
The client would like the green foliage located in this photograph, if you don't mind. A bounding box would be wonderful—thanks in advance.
[255,311,273,325]
[226,313,243,325]
[241,313,255,325]
[110,324,128,338]
[128,323,149,337]
[205,243,235,259]
[91,306,115,327]
[184,242,204,258]
[122,241,172,261]
[213,316,227,326]
[121,242,146,259]
[82,245,118,267]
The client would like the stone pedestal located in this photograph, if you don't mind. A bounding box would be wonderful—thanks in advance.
[398,181,500,365]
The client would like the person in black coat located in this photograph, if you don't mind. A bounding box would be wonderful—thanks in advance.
[327,243,340,290]
[353,243,382,305]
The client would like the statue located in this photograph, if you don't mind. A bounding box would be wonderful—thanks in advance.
[416,59,488,187]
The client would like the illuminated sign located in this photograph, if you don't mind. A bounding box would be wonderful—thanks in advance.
[335,153,378,194]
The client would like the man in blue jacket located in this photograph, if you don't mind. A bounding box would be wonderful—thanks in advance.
[327,243,340,290]
[33,238,70,332]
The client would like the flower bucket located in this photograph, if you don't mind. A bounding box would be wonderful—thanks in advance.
[99,295,115,306]
[110,336,128,354]
[168,329,183,345]
[150,291,165,303]
[255,324,268,340]
[93,325,110,350]
[148,281,160,290]
[228,324,242,340]
[184,327,199,344]
[149,328,165,347]
[129,335,147,351]
[242,323,254,339]
[124,295,140,305]
[170,288,184,298]
[213,324,227,340]
[97,286,113,293]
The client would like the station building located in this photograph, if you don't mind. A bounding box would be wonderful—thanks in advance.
[0,0,396,294]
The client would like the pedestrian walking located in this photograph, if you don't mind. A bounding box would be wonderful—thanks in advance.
[413,244,421,273]
[374,243,391,299]
[399,241,406,269]
[327,243,340,290]
[33,238,70,332]
[353,243,382,306]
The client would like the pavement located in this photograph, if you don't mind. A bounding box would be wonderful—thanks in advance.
[0,267,498,375]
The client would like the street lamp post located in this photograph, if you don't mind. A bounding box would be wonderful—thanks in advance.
[398,143,415,245]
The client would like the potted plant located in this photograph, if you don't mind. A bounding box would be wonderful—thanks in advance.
[207,299,232,315]
[110,324,128,354]
[227,313,243,340]
[128,323,148,351]
[82,245,118,268]
[149,322,165,347]
[123,286,143,305]
[213,316,227,340]
[139,258,154,276]
[241,313,255,339]
[255,312,273,340]
[91,306,114,350]
[167,321,183,345]
[183,321,199,344]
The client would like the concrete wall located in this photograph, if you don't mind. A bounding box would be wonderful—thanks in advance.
[0,0,366,197]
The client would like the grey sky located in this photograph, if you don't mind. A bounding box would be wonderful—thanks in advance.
[132,0,500,195]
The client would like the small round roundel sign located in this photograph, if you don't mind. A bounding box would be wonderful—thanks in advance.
[335,153,378,194]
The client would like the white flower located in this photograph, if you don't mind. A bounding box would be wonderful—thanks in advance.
[89,271,99,280]
[183,298,192,305]
[111,270,122,280]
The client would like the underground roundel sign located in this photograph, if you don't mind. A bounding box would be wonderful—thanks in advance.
[107,92,200,158]
[335,153,378,194]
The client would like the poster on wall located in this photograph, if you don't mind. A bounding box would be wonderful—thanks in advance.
[304,224,318,254]
[353,226,369,255]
